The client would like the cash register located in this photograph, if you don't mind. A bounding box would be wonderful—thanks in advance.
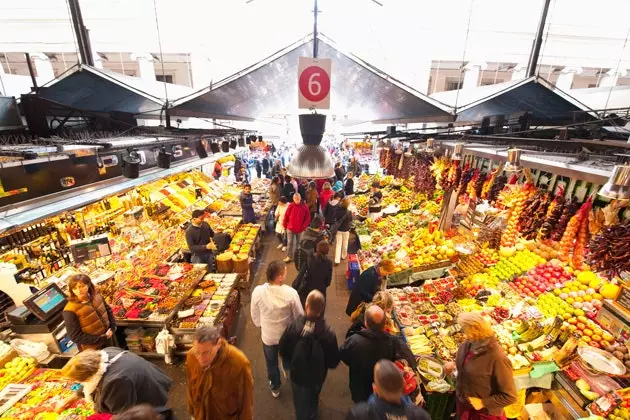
[7,283,77,355]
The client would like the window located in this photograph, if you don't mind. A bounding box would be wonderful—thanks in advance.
[444,78,462,91]
[156,74,174,83]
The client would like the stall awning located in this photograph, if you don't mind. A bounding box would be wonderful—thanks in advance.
[431,76,596,125]
[37,65,192,117]
[171,35,454,124]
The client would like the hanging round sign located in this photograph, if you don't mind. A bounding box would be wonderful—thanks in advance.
[298,57,332,109]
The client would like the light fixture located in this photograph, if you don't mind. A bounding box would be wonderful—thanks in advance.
[504,148,523,172]
[122,150,141,179]
[238,136,245,147]
[287,114,334,179]
[196,140,208,159]
[220,140,229,153]
[599,165,630,199]
[425,138,435,154]
[157,146,172,169]
[403,141,413,157]
[452,143,464,161]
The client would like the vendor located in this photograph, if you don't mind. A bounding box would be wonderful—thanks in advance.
[62,274,116,351]
[345,259,396,316]
[61,347,173,415]
[367,181,383,220]
[444,312,517,420]
[185,210,215,265]
[240,183,256,224]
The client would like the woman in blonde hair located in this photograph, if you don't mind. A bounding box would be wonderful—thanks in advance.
[444,312,517,420]
[345,259,396,316]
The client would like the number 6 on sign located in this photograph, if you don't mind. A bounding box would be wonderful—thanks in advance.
[298,57,331,110]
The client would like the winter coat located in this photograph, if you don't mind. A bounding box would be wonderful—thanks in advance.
[348,162,362,177]
[187,340,254,420]
[455,339,518,417]
[62,293,115,350]
[345,178,355,196]
[282,183,296,201]
[333,180,344,192]
[345,266,379,316]
[300,254,333,301]
[294,228,327,272]
[335,167,346,182]
[319,190,334,213]
[251,283,304,346]
[298,184,307,201]
[240,192,255,224]
[340,329,401,403]
[346,394,431,420]
[268,183,281,206]
[279,316,340,388]
[274,203,288,234]
[283,203,311,234]
[92,347,173,414]
[262,158,270,174]
[334,207,352,233]
[324,199,340,226]
[306,189,319,213]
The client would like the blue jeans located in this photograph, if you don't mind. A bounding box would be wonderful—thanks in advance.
[263,344,290,390]
[286,231,300,259]
[292,381,322,420]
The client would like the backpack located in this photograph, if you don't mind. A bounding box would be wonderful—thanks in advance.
[291,330,327,386]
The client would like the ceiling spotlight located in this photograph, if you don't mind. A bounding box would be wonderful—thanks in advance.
[287,114,334,179]
[504,148,523,172]
[599,165,630,200]
[122,149,141,179]
[425,138,435,154]
[452,143,464,161]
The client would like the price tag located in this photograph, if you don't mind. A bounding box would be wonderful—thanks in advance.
[298,57,332,109]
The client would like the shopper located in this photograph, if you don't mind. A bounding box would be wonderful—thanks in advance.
[279,291,340,420]
[296,240,333,304]
[335,162,346,182]
[282,193,311,263]
[444,312,517,420]
[344,172,355,197]
[240,183,256,224]
[306,181,319,219]
[272,160,282,180]
[367,181,383,220]
[333,198,352,266]
[234,157,243,180]
[315,178,327,194]
[263,154,271,178]
[111,405,159,420]
[61,347,173,414]
[319,182,334,214]
[185,209,215,265]
[269,176,281,207]
[283,175,297,201]
[346,360,431,420]
[345,259,396,316]
[294,215,327,272]
[332,178,344,193]
[348,157,362,177]
[251,260,304,398]
[340,305,402,403]
[297,179,307,202]
[187,326,254,420]
[347,291,394,338]
[255,159,263,178]
[62,274,116,351]
[324,191,343,227]
[275,197,289,251]
[239,167,250,184]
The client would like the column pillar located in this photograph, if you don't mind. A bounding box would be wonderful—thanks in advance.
[463,61,487,89]
[131,52,156,81]
[511,64,527,81]
[599,68,628,88]
[30,53,55,83]
[556,66,582,91]
[190,52,212,90]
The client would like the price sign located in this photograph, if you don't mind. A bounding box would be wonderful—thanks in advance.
[298,57,331,109]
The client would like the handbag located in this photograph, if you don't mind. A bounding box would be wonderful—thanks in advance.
[292,265,309,296]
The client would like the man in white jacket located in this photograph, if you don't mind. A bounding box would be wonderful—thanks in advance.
[251,260,304,398]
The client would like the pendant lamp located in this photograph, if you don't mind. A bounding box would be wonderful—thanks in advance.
[504,149,523,172]
[452,143,464,161]
[287,114,334,179]
[599,165,630,200]
[425,138,435,154]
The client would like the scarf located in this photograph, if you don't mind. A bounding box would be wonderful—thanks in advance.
[82,351,108,404]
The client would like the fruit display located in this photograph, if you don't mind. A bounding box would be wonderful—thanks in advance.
[588,220,630,276]
[0,357,36,389]
[498,184,534,248]
[226,223,260,256]
[173,273,238,329]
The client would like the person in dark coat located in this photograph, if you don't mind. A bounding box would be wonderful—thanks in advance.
[283,175,297,201]
[234,158,243,180]
[262,154,271,178]
[332,198,353,265]
[346,360,431,420]
[61,347,173,415]
[298,240,333,304]
[340,306,407,403]
[346,259,396,317]
[240,184,256,223]
[255,159,263,178]
[280,291,340,420]
[344,171,355,197]
[324,192,343,227]
[334,162,346,182]
[297,180,307,202]
[294,215,327,272]
[185,210,215,265]
[62,274,116,351]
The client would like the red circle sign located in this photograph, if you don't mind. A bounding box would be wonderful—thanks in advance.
[299,65,331,103]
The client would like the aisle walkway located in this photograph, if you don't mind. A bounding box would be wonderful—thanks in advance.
[235,233,356,419]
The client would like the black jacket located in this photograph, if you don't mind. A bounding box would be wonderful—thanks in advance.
[335,167,346,182]
[334,207,352,232]
[345,178,355,196]
[324,200,340,226]
[262,158,270,173]
[340,329,399,403]
[279,316,340,387]
[283,183,296,200]
[185,222,214,258]
[295,228,327,272]
[346,394,431,420]
[93,347,173,414]
[301,254,333,300]
[346,266,379,316]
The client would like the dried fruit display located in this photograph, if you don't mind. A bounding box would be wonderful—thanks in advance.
[520,192,551,240]
[499,184,534,248]
[409,154,437,196]
[588,220,630,275]
[558,199,592,263]
[459,168,475,196]
[487,175,507,203]
[551,198,580,241]
[538,190,565,240]
[473,172,487,200]
[572,199,593,270]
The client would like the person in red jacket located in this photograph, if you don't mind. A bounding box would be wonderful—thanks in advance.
[283,193,311,263]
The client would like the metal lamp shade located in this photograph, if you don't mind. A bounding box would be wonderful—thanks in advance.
[287,114,334,179]
[425,138,435,153]
[504,148,523,172]
[452,143,464,161]
[599,165,630,199]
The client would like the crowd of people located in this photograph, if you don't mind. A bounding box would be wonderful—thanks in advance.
[53,145,517,420]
